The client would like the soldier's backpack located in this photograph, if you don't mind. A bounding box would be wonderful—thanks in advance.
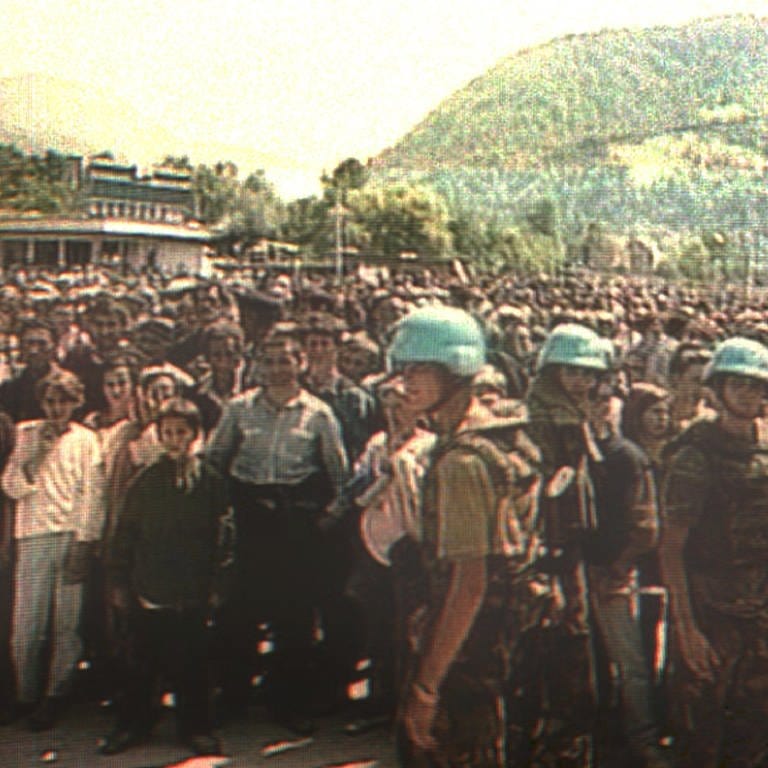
[447,416,544,573]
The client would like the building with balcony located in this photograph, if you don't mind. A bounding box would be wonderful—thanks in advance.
[0,157,212,275]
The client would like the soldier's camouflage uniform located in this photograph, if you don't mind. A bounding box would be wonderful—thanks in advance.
[397,407,548,768]
[521,371,600,768]
[664,418,768,768]
[664,421,768,768]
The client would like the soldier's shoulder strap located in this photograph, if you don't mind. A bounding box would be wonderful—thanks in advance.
[663,416,720,463]
[451,419,540,493]
[448,421,542,563]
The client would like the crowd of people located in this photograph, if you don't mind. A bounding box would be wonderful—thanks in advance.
[0,260,766,766]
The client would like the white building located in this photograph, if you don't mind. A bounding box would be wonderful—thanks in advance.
[0,158,212,275]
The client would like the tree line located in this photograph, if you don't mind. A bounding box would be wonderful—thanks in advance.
[2,143,767,282]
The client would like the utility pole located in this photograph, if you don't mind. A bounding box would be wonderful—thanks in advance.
[334,196,344,287]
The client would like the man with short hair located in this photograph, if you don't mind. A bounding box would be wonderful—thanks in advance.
[130,317,177,368]
[0,318,61,423]
[192,320,247,434]
[299,313,381,710]
[338,333,381,385]
[584,378,671,768]
[629,313,676,386]
[301,313,379,464]
[62,296,130,414]
[206,328,348,734]
[46,298,88,363]
[166,281,235,370]
[667,342,712,433]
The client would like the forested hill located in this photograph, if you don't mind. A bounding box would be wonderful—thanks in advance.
[368,14,768,274]
[377,14,768,171]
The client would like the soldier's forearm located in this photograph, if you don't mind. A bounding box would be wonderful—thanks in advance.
[659,527,698,635]
[415,557,486,694]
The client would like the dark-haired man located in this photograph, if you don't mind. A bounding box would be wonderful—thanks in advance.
[62,296,130,414]
[0,319,61,423]
[584,378,671,768]
[206,328,348,734]
[299,313,380,711]
[667,342,712,433]
[192,321,247,434]
[301,313,378,464]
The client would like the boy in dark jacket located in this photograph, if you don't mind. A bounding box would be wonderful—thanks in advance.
[100,398,234,757]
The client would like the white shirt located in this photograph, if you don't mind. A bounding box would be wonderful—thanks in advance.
[2,420,105,542]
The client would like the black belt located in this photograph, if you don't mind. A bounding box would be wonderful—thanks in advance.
[231,474,331,512]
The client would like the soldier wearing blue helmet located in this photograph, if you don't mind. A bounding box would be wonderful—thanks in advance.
[661,337,768,768]
[387,304,487,381]
[390,305,538,768]
[522,322,611,768]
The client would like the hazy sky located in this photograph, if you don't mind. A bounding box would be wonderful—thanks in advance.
[2,0,765,196]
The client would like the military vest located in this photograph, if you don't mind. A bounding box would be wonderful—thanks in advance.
[670,418,768,619]
[421,419,542,570]
[418,419,545,680]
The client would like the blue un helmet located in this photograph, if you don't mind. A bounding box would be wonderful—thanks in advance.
[536,323,611,373]
[703,337,768,385]
[387,305,486,377]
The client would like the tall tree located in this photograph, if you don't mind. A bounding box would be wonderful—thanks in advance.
[0,144,80,213]
[347,182,453,262]
[213,186,285,252]
[322,157,369,203]
[283,196,332,253]
[159,155,194,172]
[192,163,239,225]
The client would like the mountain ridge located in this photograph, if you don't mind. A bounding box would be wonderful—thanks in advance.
[368,14,768,246]
[377,13,768,172]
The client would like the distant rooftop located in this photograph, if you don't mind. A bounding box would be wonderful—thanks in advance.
[0,214,210,241]
[77,157,197,221]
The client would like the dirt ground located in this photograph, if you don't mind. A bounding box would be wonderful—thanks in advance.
[0,701,398,768]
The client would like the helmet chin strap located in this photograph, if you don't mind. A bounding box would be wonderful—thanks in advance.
[428,374,471,419]
[717,394,741,419]
[711,381,760,422]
